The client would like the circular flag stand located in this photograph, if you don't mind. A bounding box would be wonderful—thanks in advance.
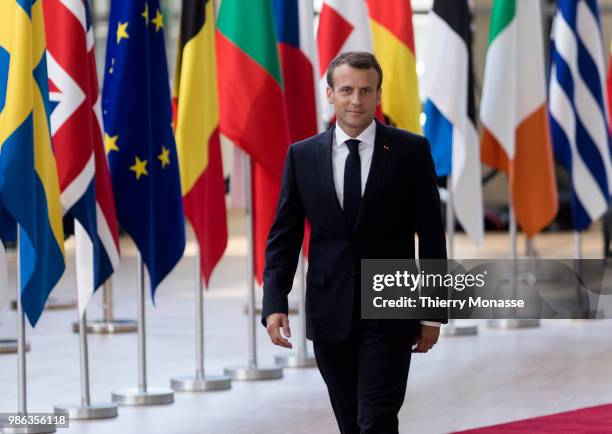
[171,246,231,392]
[71,281,137,334]
[54,312,118,420]
[487,197,540,330]
[224,157,283,381]
[0,339,30,354]
[11,297,76,312]
[54,224,118,419]
[2,230,55,434]
[441,176,478,337]
[111,254,174,405]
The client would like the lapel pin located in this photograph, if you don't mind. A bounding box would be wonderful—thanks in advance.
[383,144,390,151]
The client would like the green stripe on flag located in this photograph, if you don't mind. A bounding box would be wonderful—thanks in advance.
[488,0,515,43]
[217,0,283,86]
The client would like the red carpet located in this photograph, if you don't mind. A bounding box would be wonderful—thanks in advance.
[454,404,612,433]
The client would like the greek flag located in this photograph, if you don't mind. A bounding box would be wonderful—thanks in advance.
[549,0,612,231]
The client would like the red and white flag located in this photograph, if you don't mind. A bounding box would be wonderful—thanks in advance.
[317,0,374,123]
[44,0,120,315]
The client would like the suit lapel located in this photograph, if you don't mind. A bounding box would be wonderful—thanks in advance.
[354,121,393,234]
[316,126,351,235]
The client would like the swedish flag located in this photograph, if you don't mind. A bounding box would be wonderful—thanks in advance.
[0,0,65,326]
[102,0,185,298]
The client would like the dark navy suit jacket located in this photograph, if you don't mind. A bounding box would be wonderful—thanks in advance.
[262,120,447,341]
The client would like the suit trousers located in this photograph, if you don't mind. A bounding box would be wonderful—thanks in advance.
[313,317,416,434]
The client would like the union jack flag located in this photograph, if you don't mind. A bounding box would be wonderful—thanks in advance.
[44,0,120,315]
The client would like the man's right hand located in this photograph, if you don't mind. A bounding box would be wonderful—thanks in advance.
[266,313,292,349]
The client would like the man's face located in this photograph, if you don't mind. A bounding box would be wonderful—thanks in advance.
[326,64,381,131]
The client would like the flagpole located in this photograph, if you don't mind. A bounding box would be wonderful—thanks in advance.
[171,245,231,391]
[54,226,118,419]
[71,280,137,334]
[441,176,477,337]
[275,253,316,368]
[111,253,174,405]
[574,230,582,260]
[488,195,540,329]
[2,228,56,434]
[17,230,27,414]
[224,155,283,381]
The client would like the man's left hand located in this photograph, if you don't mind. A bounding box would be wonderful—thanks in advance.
[413,324,440,353]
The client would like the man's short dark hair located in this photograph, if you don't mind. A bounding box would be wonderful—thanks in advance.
[326,51,383,90]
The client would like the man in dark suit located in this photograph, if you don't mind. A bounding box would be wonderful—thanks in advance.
[262,51,447,434]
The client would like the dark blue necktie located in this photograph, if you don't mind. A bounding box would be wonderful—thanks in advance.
[343,139,362,229]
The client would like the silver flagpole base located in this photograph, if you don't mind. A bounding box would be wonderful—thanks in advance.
[11,297,76,311]
[0,423,55,433]
[111,388,174,406]
[223,365,283,381]
[71,319,137,334]
[275,353,316,368]
[53,403,117,420]
[487,319,540,329]
[441,323,478,337]
[0,339,30,354]
[170,375,231,392]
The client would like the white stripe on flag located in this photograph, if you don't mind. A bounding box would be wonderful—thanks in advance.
[59,0,86,31]
[96,202,120,270]
[554,14,612,194]
[423,12,467,125]
[424,10,483,245]
[60,153,95,215]
[47,51,86,136]
[451,121,484,245]
[318,0,373,122]
[577,2,607,107]
[576,2,612,193]
[298,0,324,133]
[75,220,95,317]
[549,67,608,220]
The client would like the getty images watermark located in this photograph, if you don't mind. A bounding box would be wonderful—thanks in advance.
[360,259,612,320]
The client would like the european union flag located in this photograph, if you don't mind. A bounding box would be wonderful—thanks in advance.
[102,0,185,298]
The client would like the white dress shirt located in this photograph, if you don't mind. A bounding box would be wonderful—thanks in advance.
[333,120,441,329]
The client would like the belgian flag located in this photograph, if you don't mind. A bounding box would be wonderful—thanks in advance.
[173,0,227,286]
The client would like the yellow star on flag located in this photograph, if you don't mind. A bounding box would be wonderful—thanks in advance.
[151,9,164,32]
[104,133,120,153]
[141,3,149,24]
[130,156,148,180]
[158,146,170,168]
[116,21,129,44]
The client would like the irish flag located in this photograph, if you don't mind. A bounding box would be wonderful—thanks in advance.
[480,0,557,238]
[216,0,290,283]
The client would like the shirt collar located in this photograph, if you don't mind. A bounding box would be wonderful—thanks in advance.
[334,119,377,148]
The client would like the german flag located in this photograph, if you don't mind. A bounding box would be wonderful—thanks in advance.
[173,0,227,286]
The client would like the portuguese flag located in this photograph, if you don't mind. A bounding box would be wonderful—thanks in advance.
[216,0,290,283]
[174,0,227,287]
[480,0,557,238]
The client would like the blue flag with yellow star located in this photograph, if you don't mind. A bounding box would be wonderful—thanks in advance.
[102,0,185,298]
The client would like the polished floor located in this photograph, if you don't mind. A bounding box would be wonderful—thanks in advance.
[0,213,611,434]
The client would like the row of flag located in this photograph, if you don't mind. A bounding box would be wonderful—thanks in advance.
[0,0,611,327]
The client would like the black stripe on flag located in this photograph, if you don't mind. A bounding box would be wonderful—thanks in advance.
[180,0,208,49]
[432,0,476,124]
